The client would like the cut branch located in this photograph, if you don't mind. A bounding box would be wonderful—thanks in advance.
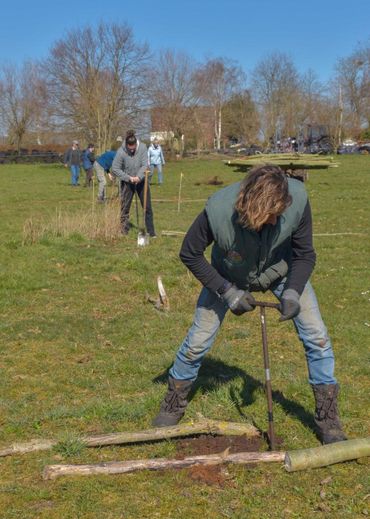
[0,419,259,458]
[43,450,284,480]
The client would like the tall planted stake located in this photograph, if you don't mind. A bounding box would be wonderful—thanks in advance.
[177,172,184,213]
[92,175,96,213]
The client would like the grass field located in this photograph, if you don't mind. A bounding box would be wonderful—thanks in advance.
[0,156,369,518]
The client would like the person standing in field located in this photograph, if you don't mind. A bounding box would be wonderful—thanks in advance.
[93,150,117,202]
[64,140,82,186]
[152,165,347,445]
[112,130,156,237]
[148,138,165,185]
[82,143,95,187]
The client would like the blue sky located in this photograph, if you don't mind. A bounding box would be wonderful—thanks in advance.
[1,0,368,82]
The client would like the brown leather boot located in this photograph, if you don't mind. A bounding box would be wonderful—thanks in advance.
[152,376,193,427]
[312,383,347,444]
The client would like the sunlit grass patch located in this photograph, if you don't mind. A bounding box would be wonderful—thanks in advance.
[0,156,368,518]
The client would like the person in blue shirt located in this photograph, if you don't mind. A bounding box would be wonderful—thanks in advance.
[148,139,165,185]
[93,150,116,202]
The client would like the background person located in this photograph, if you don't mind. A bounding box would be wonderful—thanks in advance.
[64,140,82,186]
[148,138,165,185]
[152,165,347,445]
[93,150,116,202]
[112,130,156,237]
[82,143,95,187]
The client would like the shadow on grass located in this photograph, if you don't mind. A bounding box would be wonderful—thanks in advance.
[153,356,315,434]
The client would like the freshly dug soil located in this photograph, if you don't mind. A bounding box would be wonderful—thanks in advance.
[176,434,263,458]
[175,434,264,486]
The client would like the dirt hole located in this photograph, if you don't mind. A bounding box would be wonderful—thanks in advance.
[175,434,263,487]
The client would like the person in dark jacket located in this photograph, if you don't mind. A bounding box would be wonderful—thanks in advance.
[82,144,95,187]
[64,140,82,186]
[152,165,347,445]
[93,150,117,202]
[112,130,156,236]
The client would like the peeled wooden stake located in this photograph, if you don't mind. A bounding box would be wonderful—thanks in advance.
[285,437,370,472]
[43,450,284,480]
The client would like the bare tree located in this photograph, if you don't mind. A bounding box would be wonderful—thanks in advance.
[298,70,325,125]
[334,41,370,137]
[195,58,245,150]
[222,90,259,144]
[148,50,200,152]
[251,53,300,143]
[45,23,150,152]
[0,62,47,152]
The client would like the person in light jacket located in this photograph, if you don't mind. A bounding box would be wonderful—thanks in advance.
[148,138,165,185]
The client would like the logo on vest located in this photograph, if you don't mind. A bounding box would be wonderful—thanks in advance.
[227,250,243,264]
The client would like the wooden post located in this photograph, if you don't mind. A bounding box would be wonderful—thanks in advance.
[43,450,285,480]
[285,437,370,472]
[0,419,259,458]
[177,172,184,213]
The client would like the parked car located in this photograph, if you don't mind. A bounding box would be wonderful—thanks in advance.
[356,143,370,154]
[337,139,358,154]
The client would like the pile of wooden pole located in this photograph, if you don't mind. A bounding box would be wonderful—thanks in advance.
[0,419,368,480]
[224,154,340,170]
[42,438,370,480]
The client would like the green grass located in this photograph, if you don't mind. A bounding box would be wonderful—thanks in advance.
[0,156,369,518]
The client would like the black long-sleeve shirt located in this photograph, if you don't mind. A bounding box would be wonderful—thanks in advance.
[179,201,316,296]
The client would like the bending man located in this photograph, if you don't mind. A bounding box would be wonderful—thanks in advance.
[152,165,346,445]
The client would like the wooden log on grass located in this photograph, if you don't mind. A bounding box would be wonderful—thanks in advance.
[285,437,370,472]
[43,450,285,480]
[0,419,259,458]
[43,437,370,480]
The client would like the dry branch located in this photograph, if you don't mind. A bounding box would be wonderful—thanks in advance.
[43,450,284,480]
[157,276,170,311]
[0,419,259,458]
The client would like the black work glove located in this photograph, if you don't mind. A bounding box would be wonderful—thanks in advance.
[278,289,301,321]
[221,284,256,316]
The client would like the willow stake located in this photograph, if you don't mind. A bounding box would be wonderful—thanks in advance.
[0,419,259,458]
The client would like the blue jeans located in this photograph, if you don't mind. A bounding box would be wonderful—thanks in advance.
[149,164,163,184]
[70,165,80,185]
[169,280,336,386]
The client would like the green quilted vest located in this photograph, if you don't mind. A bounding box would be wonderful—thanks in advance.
[205,178,308,291]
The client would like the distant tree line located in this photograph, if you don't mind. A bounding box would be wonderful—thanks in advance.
[0,22,368,153]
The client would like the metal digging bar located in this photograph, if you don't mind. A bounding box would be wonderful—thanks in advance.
[253,300,280,451]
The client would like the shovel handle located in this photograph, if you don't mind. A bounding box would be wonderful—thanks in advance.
[254,301,280,310]
[259,305,277,450]
[143,170,149,218]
